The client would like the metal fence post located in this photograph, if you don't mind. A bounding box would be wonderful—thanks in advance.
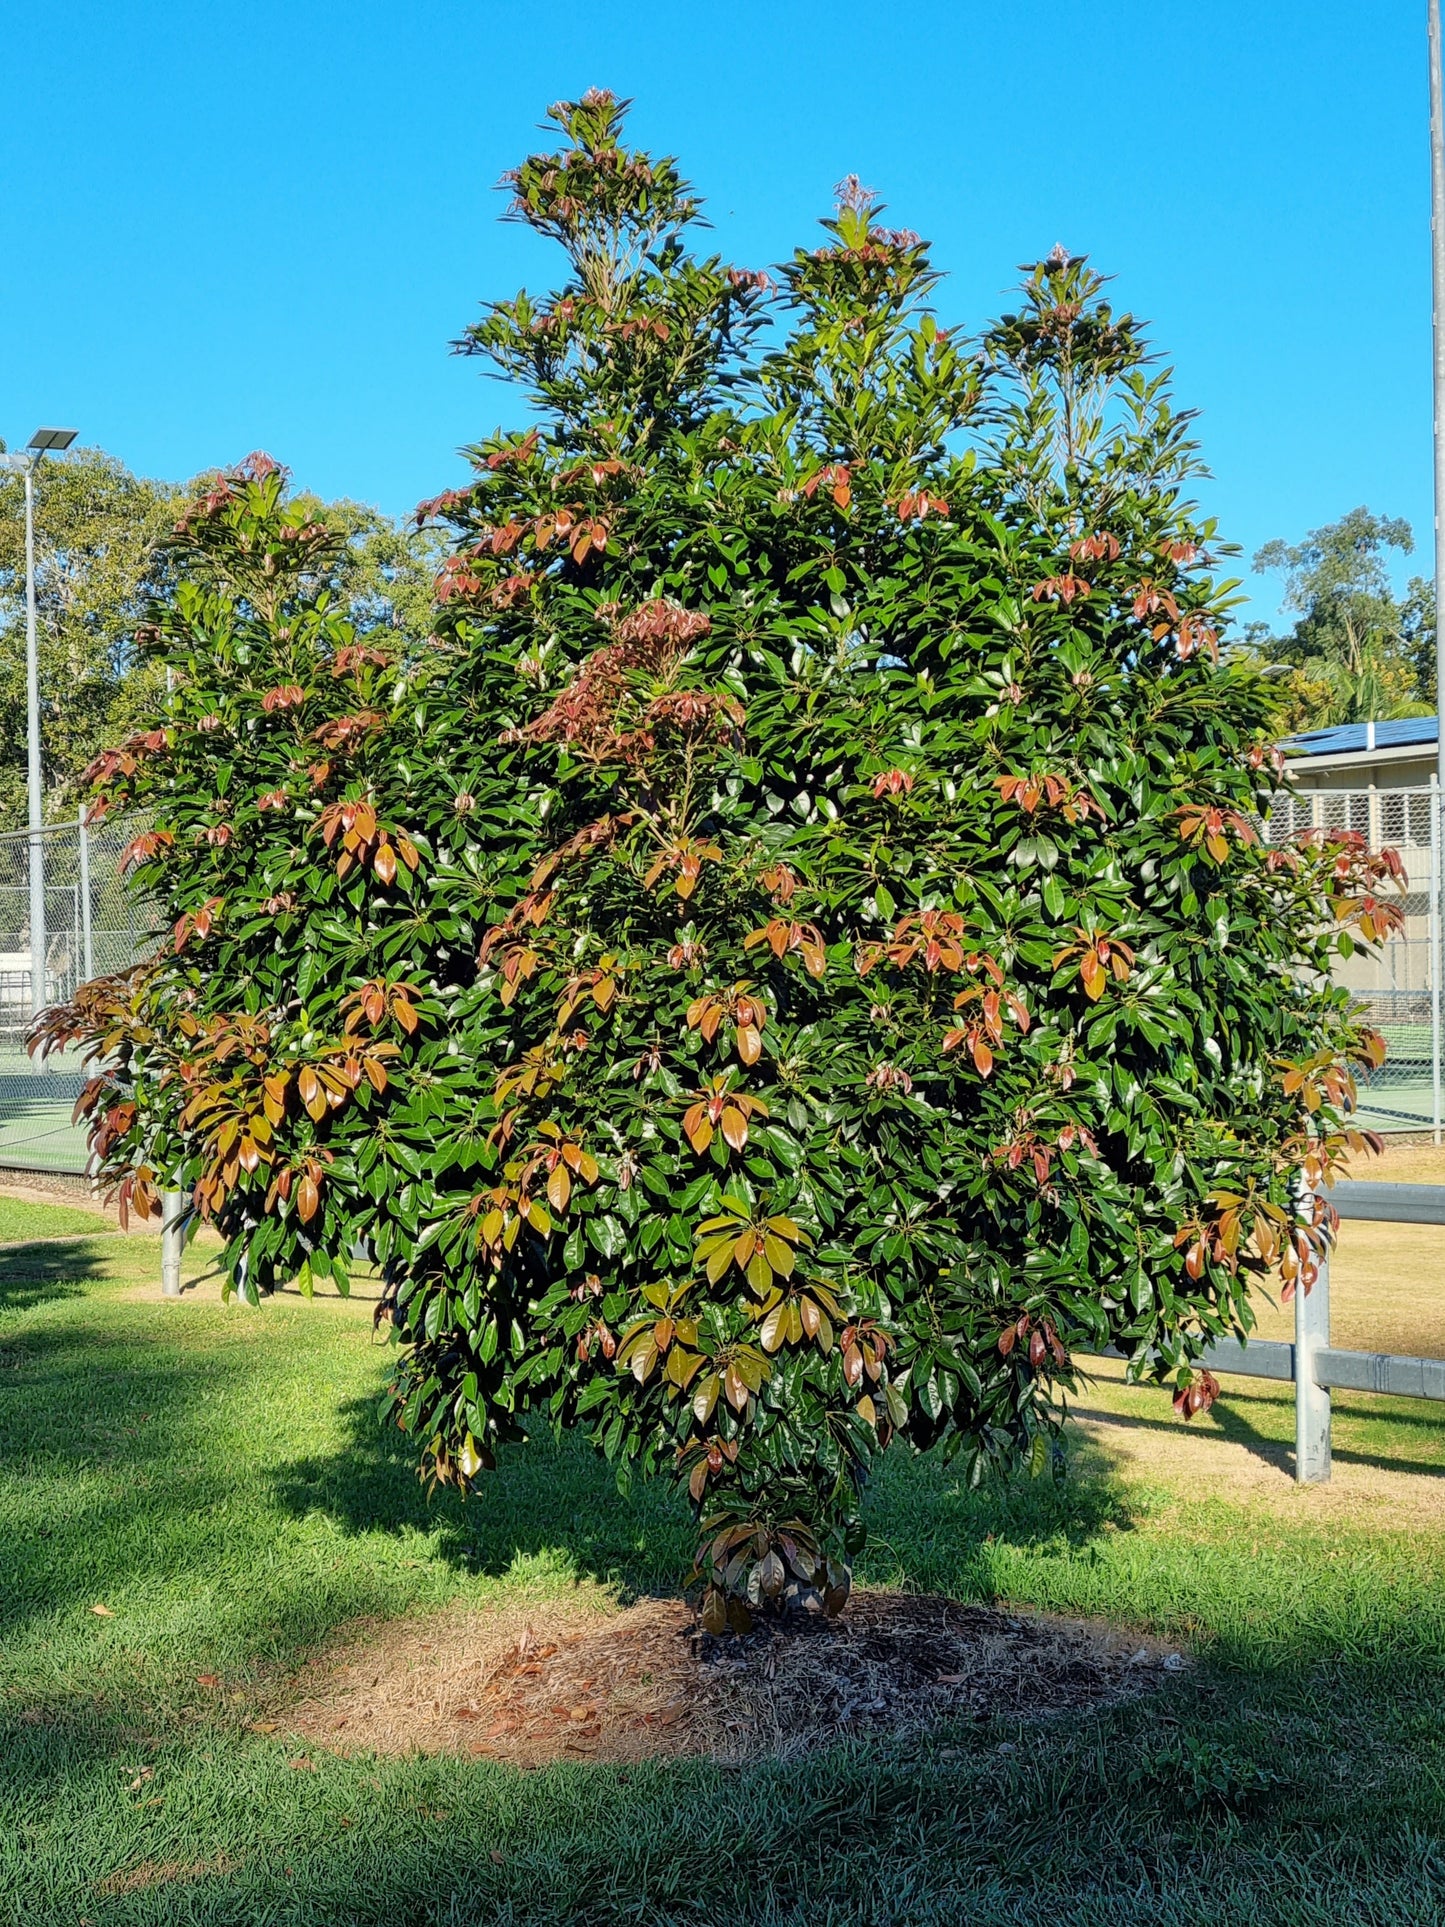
[1294,1234,1332,1483]
[161,1189,186,1297]
[77,806,93,983]
[25,826,45,1075]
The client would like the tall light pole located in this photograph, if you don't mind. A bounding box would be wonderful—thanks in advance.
[0,427,77,1026]
[1432,2,1445,793]
[1429,4,1445,1140]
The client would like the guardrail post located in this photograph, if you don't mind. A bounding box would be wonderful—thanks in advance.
[161,1189,186,1298]
[1294,1237,1332,1483]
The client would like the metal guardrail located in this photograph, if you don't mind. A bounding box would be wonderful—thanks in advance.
[1325,1180,1445,1224]
[1099,1181,1445,1483]
[1189,1337,1445,1402]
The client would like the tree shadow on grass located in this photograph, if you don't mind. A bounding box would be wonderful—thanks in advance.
[0,1236,110,1315]
[0,1321,293,1640]
[272,1392,1136,1607]
[859,1436,1133,1600]
[8,1611,1445,1927]
[276,1398,698,1600]
[11,1341,1445,1927]
[1073,1383,1445,1484]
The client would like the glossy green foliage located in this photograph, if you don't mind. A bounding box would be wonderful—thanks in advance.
[42,94,1395,1618]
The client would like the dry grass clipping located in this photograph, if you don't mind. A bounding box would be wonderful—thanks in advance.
[283,1591,1185,1768]
[94,1854,238,1897]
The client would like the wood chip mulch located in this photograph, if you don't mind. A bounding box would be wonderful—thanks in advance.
[283,1590,1187,1767]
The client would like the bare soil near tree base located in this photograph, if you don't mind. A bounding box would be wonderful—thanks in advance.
[281,1590,1187,1769]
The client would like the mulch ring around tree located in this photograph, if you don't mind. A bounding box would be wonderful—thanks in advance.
[281,1591,1189,1768]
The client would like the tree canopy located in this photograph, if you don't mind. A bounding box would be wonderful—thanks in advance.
[39,93,1394,1624]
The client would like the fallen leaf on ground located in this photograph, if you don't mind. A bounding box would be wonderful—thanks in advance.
[91,1604,115,1617]
[195,1673,220,1688]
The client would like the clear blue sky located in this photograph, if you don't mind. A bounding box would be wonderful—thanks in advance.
[0,1,1433,620]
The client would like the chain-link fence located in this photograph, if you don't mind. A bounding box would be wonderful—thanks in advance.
[0,815,154,1173]
[0,789,1441,1173]
[1264,786,1444,1133]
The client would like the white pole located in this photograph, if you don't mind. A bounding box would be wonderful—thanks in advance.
[161,1189,186,1297]
[23,458,46,1040]
[1432,777,1442,1143]
[1431,0,1445,795]
[77,805,93,982]
[1294,1221,1332,1483]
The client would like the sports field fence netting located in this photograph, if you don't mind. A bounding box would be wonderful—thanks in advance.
[0,814,152,1174]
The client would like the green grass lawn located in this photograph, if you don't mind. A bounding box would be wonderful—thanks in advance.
[4,1217,1445,1924]
[0,1196,114,1244]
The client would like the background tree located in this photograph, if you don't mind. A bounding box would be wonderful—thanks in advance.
[1246,507,1433,730]
[1400,572,1438,710]
[41,94,1394,1627]
[292,493,446,645]
[0,447,442,831]
[0,447,179,830]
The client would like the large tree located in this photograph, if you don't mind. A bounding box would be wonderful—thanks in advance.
[42,94,1392,1623]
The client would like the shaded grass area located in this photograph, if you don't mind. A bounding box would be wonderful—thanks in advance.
[3,1227,1445,1923]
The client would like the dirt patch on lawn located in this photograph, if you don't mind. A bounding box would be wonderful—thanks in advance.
[282,1591,1186,1767]
[95,1854,239,1896]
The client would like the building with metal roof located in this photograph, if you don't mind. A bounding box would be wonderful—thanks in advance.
[1284,715,1438,791]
